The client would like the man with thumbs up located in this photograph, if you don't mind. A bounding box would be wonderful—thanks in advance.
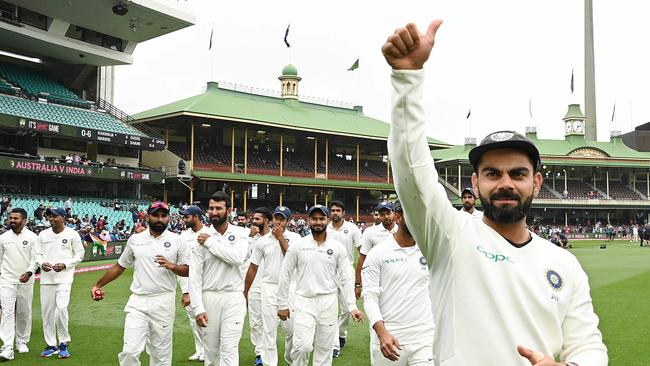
[383,20,607,366]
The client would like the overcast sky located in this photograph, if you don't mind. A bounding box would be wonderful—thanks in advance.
[114,0,650,145]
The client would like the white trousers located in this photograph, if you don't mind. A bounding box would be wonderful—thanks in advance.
[0,281,34,348]
[202,291,246,366]
[371,342,434,366]
[291,293,338,366]
[248,283,263,356]
[184,304,204,355]
[40,283,71,347]
[260,282,295,366]
[118,292,175,366]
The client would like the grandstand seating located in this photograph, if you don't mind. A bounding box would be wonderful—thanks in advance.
[10,195,178,232]
[564,180,602,199]
[0,78,15,95]
[0,62,90,108]
[538,184,558,199]
[0,94,143,136]
[608,181,643,200]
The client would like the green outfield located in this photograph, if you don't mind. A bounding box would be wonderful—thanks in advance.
[7,239,650,365]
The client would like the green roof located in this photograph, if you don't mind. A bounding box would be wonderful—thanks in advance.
[282,64,298,76]
[432,133,650,167]
[133,82,449,146]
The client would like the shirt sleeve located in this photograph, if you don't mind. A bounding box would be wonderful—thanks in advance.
[203,235,248,265]
[28,234,38,273]
[361,249,383,327]
[117,237,136,268]
[559,258,608,365]
[250,240,264,266]
[352,225,362,248]
[359,231,372,255]
[336,244,357,312]
[387,69,465,264]
[33,235,44,268]
[64,232,85,268]
[277,245,298,310]
[189,246,206,315]
[177,238,191,293]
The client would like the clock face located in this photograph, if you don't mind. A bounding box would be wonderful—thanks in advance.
[573,121,583,133]
[566,122,573,133]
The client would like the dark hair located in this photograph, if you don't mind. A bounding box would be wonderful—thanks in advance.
[254,207,273,221]
[329,200,345,211]
[209,191,231,207]
[10,208,27,219]
[237,211,247,218]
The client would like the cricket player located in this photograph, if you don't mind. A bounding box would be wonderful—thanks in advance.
[459,188,483,218]
[91,201,189,366]
[355,201,397,299]
[277,204,364,366]
[362,202,434,365]
[244,206,301,366]
[179,205,215,362]
[246,207,272,366]
[191,191,250,366]
[384,20,607,365]
[0,208,38,361]
[326,200,362,357]
[34,206,85,359]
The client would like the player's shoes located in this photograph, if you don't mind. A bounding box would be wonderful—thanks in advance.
[0,347,14,361]
[16,343,28,354]
[40,346,58,357]
[254,355,263,365]
[57,343,70,359]
[188,352,202,361]
[333,349,340,358]
[339,337,346,349]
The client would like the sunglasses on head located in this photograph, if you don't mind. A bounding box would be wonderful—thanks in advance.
[149,201,169,211]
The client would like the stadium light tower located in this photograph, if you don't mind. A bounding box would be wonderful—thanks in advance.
[584,0,597,141]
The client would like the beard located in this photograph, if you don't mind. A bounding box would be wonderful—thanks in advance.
[149,222,168,234]
[463,201,473,210]
[480,190,532,224]
[310,224,326,234]
[211,214,228,227]
[331,215,341,223]
[185,221,196,230]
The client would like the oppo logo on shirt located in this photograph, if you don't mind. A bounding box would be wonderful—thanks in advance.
[476,245,514,263]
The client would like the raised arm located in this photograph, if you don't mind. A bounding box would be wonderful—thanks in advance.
[384,21,463,262]
[202,235,248,265]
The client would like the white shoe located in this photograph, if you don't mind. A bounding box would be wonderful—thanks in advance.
[0,347,14,361]
[16,343,28,354]
[199,354,205,362]
[188,352,201,361]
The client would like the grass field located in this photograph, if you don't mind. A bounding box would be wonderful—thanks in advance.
[6,239,650,365]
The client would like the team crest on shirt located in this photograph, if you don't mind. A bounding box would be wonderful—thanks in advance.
[62,239,68,244]
[344,229,349,234]
[419,256,427,265]
[164,242,171,248]
[228,235,235,241]
[327,249,333,255]
[22,240,28,246]
[546,269,563,291]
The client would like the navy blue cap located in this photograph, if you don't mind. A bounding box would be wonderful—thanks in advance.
[307,204,329,216]
[461,187,476,197]
[469,130,541,171]
[274,206,292,219]
[179,205,203,216]
[45,207,67,217]
[376,201,395,212]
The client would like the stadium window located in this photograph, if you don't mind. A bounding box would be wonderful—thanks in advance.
[0,2,16,23]
[65,25,126,52]
[16,7,48,30]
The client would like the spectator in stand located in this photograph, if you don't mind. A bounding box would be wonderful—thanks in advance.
[65,154,73,164]
[236,212,248,227]
[64,198,72,215]
[129,204,139,223]
[34,204,45,222]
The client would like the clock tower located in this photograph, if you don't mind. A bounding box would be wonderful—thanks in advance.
[563,103,586,137]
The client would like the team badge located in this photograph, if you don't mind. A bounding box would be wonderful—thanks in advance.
[279,206,287,211]
[546,269,563,291]
[22,240,28,246]
[489,132,514,142]
[327,249,333,255]
[419,256,427,265]
[164,242,171,248]
[228,235,235,241]
[62,239,68,244]
[344,229,349,234]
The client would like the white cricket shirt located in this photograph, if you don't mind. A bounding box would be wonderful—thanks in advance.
[362,235,434,345]
[189,223,249,315]
[35,227,85,284]
[326,220,362,264]
[0,227,38,283]
[178,224,216,294]
[388,69,607,366]
[359,223,398,255]
[459,207,484,219]
[118,229,188,296]
[277,234,357,312]
[250,229,301,284]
